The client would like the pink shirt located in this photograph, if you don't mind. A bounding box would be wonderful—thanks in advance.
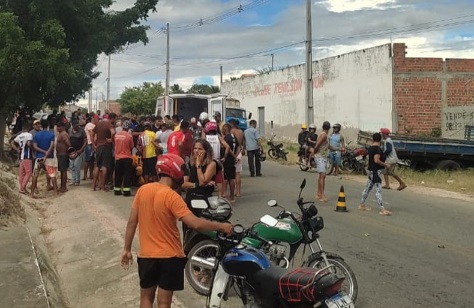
[84,122,96,145]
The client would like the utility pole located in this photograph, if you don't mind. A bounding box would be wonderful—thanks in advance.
[305,0,314,125]
[165,23,170,98]
[271,54,274,71]
[88,87,92,113]
[94,88,98,112]
[106,54,111,112]
[220,65,223,91]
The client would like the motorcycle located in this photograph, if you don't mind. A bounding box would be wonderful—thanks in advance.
[183,195,233,295]
[267,135,288,161]
[206,221,355,308]
[187,180,358,303]
[297,146,333,173]
[339,142,368,175]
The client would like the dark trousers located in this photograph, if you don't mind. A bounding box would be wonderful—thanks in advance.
[247,149,261,176]
[114,158,133,196]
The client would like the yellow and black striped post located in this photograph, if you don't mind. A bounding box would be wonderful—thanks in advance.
[335,185,348,212]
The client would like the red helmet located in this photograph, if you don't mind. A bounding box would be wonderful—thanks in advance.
[204,121,218,134]
[156,154,185,184]
[380,128,391,135]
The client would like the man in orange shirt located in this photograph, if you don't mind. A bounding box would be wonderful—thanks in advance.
[121,154,232,308]
[114,121,134,196]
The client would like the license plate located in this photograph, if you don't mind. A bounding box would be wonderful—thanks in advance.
[355,155,363,161]
[325,293,354,308]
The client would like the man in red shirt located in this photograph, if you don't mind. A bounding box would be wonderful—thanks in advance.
[167,120,192,160]
[114,121,134,196]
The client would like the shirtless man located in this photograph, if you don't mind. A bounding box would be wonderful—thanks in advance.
[229,119,244,196]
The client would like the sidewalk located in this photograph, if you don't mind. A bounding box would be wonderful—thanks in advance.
[0,224,49,308]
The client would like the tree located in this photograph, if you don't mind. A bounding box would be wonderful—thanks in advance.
[187,84,220,95]
[170,84,185,94]
[118,82,164,116]
[0,0,158,157]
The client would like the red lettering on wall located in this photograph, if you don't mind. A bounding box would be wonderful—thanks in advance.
[313,77,324,89]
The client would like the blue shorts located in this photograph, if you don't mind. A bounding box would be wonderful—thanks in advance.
[329,151,341,166]
[84,144,94,162]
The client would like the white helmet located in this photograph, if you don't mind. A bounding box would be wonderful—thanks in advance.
[309,124,316,129]
[199,112,209,122]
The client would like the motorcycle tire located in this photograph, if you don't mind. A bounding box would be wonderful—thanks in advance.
[185,239,218,295]
[281,153,287,161]
[299,156,309,171]
[306,255,359,304]
[267,148,277,159]
[326,158,334,175]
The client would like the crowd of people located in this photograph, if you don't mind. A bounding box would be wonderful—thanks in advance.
[9,109,265,204]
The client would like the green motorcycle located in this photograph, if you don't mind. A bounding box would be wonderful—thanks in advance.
[185,179,358,303]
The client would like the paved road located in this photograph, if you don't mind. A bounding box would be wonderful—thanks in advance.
[99,159,474,308]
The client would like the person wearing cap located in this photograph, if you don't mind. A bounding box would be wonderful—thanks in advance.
[189,117,201,141]
[328,123,345,176]
[298,123,309,149]
[30,120,42,139]
[138,122,159,183]
[380,128,406,191]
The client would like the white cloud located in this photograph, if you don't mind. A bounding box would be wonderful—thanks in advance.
[87,0,474,100]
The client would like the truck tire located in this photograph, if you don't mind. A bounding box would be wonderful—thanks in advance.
[436,160,461,171]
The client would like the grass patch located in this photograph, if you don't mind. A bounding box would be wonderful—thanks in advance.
[0,180,25,227]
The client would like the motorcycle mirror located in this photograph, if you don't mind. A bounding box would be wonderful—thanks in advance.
[260,215,278,227]
[267,200,278,207]
[300,179,306,189]
[190,199,208,209]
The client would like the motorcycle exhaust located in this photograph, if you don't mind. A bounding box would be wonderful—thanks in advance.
[190,255,216,270]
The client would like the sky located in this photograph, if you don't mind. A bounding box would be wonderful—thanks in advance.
[80,0,474,108]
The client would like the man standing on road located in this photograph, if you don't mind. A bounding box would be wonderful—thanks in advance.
[91,112,116,191]
[229,119,244,196]
[31,120,57,196]
[380,128,407,191]
[114,121,134,196]
[314,121,330,202]
[121,153,233,308]
[244,120,263,177]
[328,123,345,176]
[359,132,393,216]
[221,123,240,203]
[11,122,33,194]
[56,122,71,193]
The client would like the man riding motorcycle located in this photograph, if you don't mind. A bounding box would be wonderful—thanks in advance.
[305,124,318,166]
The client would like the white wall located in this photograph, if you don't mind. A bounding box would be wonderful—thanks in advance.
[221,44,393,142]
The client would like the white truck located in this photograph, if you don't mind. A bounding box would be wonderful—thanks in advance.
[155,93,249,130]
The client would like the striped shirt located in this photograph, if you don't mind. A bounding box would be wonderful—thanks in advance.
[14,132,33,160]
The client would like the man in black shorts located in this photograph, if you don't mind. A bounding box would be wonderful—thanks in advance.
[221,124,240,203]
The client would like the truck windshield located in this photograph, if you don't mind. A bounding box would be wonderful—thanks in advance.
[226,108,246,119]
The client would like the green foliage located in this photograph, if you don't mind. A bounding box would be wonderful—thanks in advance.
[170,84,185,94]
[119,82,164,115]
[431,127,442,137]
[187,84,220,95]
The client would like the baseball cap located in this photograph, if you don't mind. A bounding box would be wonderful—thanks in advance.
[33,120,41,125]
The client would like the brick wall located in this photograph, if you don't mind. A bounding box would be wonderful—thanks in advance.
[393,43,474,136]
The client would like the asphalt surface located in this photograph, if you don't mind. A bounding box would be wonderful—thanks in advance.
[72,159,474,308]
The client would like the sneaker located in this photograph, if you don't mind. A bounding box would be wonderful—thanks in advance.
[256,173,262,177]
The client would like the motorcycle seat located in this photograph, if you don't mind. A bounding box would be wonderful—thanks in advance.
[250,266,339,303]
[275,143,283,148]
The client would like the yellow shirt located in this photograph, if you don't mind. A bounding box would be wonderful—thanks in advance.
[140,130,156,159]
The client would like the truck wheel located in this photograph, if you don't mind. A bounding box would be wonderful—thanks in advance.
[436,160,461,171]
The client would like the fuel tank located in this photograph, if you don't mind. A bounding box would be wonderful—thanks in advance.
[221,245,270,277]
[252,218,302,244]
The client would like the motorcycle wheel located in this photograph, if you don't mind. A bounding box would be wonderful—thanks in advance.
[306,255,359,304]
[281,153,287,161]
[185,239,218,295]
[326,158,334,175]
[267,148,277,159]
[299,156,309,171]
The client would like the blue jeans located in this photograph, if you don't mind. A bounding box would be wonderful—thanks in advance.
[329,151,341,166]
[70,153,83,184]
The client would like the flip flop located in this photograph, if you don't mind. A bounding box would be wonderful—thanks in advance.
[397,185,407,191]
[379,210,392,216]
